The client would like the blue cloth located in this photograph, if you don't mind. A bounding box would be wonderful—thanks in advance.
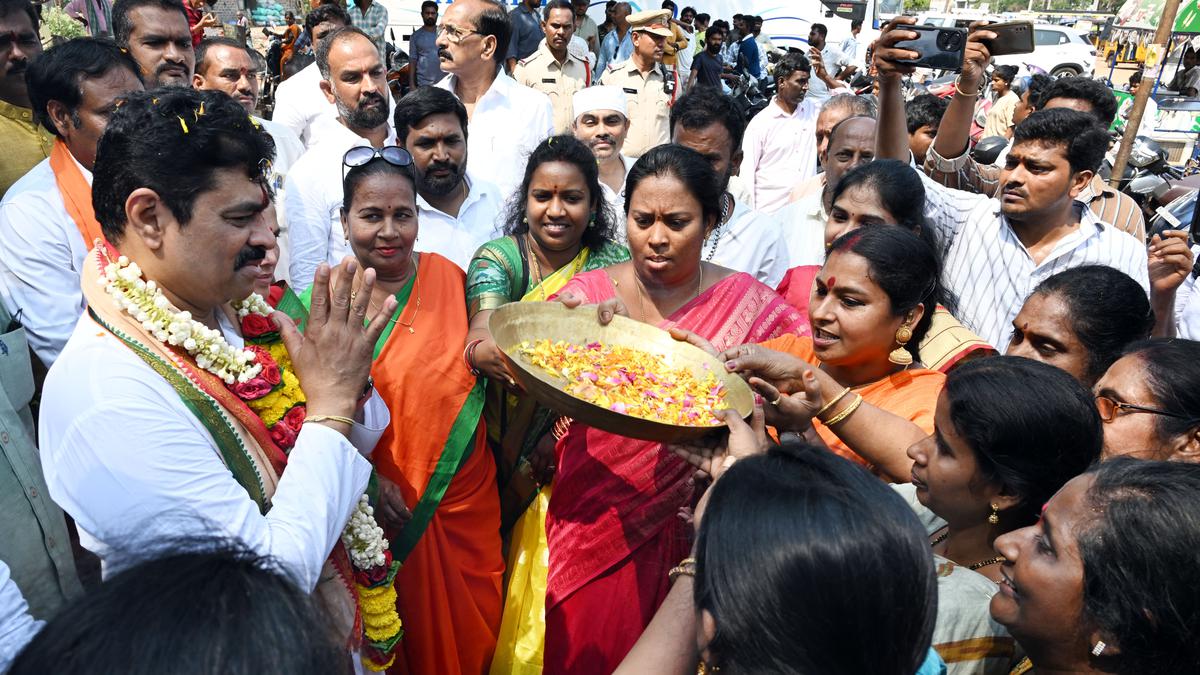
[737,35,761,78]
[506,3,543,62]
[409,26,444,86]
[595,28,632,76]
[915,647,948,675]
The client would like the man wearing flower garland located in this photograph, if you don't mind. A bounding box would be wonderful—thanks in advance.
[38,88,397,663]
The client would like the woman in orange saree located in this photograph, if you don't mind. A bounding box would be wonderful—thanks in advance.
[314,149,504,674]
[541,146,805,674]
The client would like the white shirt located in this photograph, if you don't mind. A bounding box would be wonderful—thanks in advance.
[284,122,397,291]
[435,71,555,198]
[740,96,821,214]
[270,62,341,149]
[414,173,504,271]
[39,311,385,592]
[0,155,91,366]
[778,192,827,268]
[920,175,1150,349]
[1174,245,1200,340]
[256,116,305,287]
[709,198,790,288]
[808,46,850,103]
[0,560,41,672]
[599,154,635,238]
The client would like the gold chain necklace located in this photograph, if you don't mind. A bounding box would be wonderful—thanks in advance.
[365,256,421,334]
[634,265,703,323]
[525,233,547,299]
[930,531,1006,571]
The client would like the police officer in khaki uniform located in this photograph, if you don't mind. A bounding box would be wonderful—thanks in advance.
[513,0,592,133]
[598,8,677,158]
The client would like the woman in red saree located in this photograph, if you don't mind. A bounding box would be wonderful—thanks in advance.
[542,145,805,674]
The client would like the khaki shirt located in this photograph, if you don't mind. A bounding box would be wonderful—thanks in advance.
[513,42,592,134]
[661,22,690,66]
[599,59,677,158]
[0,100,53,198]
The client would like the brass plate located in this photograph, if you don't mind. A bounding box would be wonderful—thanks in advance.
[489,302,753,442]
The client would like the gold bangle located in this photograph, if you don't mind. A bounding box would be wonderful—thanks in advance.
[669,557,697,582]
[304,414,355,427]
[953,76,977,98]
[822,394,863,427]
[813,387,851,419]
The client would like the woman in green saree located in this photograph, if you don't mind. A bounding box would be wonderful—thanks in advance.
[465,135,627,674]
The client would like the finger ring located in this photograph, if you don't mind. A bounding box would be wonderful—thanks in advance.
[770,394,783,406]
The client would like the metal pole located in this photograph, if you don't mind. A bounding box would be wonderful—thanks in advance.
[1110,0,1183,189]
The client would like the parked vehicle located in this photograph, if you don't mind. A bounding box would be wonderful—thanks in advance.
[992,24,1096,78]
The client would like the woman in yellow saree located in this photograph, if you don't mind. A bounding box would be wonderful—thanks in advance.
[464,136,628,675]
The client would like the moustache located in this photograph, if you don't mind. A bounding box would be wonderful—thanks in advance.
[358,92,386,108]
[427,160,460,175]
[438,48,453,61]
[234,245,268,270]
[590,134,616,147]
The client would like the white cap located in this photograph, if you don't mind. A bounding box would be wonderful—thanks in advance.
[572,86,628,120]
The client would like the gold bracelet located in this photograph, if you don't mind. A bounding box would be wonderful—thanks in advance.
[812,387,851,419]
[669,557,697,582]
[953,76,977,98]
[822,394,863,427]
[304,414,355,427]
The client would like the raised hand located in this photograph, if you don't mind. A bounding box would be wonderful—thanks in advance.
[1149,230,1194,299]
[276,258,396,428]
[960,23,997,91]
[669,398,769,482]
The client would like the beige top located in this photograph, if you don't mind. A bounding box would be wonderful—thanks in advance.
[514,41,593,134]
[599,59,677,158]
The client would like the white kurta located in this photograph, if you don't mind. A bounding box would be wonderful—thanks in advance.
[0,155,91,366]
[435,71,555,199]
[709,199,791,288]
[414,173,504,271]
[740,96,821,214]
[39,311,385,592]
[284,122,397,291]
[0,561,41,672]
[270,62,341,149]
[778,192,827,269]
[598,154,635,238]
[256,116,305,287]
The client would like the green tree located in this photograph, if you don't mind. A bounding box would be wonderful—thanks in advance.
[905,0,932,12]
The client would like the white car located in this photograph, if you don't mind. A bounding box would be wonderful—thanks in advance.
[992,25,1097,79]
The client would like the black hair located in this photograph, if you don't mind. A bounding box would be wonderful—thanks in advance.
[1121,339,1200,442]
[111,0,188,46]
[830,159,931,237]
[1034,76,1119,127]
[625,144,722,232]
[421,0,438,10]
[342,158,417,212]
[1013,108,1109,175]
[195,36,251,76]
[474,0,512,68]
[945,356,1102,526]
[820,92,878,119]
[826,226,945,360]
[851,19,863,30]
[993,64,1018,85]
[0,0,38,30]
[8,539,350,675]
[316,25,375,79]
[1023,72,1051,106]
[810,22,828,38]
[304,2,351,38]
[696,443,936,674]
[695,12,709,24]
[27,37,143,138]
[774,51,811,83]
[1076,458,1200,675]
[393,85,469,144]
[503,135,619,251]
[669,85,746,154]
[93,88,275,244]
[906,93,947,134]
[681,6,696,18]
[661,0,676,10]
[543,0,573,21]
[1030,266,1153,383]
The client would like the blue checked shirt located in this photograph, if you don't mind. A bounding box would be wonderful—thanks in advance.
[348,0,388,54]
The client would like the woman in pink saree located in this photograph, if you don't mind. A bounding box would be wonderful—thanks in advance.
[542,146,805,674]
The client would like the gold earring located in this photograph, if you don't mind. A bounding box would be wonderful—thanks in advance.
[988,503,1000,525]
[888,325,914,366]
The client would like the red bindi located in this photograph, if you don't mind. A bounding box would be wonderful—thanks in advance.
[826,276,836,290]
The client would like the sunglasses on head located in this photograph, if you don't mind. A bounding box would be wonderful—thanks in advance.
[341,146,414,181]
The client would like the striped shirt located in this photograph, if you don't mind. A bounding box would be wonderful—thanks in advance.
[919,174,1150,350]
[347,0,388,53]
[923,145,1147,242]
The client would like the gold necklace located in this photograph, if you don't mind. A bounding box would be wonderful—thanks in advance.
[931,531,1006,571]
[634,265,703,322]
[368,257,420,334]
[525,233,547,299]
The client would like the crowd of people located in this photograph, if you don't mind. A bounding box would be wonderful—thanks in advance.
[1,0,1199,673]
